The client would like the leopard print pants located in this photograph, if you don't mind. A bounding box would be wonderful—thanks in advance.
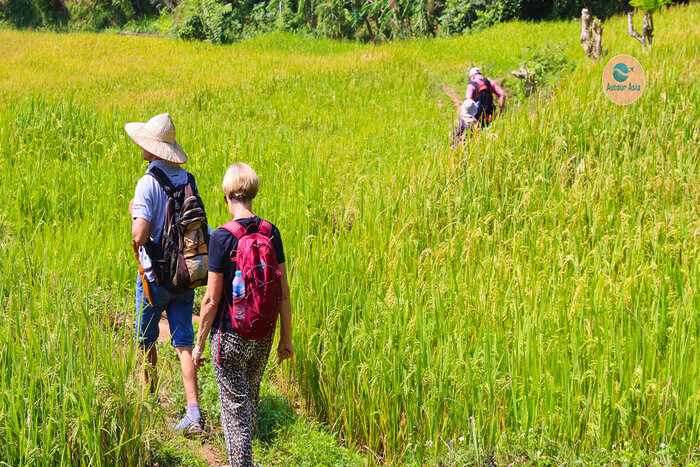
[210,328,273,467]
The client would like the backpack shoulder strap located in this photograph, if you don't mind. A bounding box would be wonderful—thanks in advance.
[186,172,199,195]
[221,220,247,240]
[483,77,493,93]
[258,219,273,237]
[147,167,176,196]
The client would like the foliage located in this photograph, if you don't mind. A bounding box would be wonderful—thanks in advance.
[171,0,234,43]
[629,0,674,13]
[0,3,698,464]
[151,438,210,466]
[122,11,174,34]
[508,42,569,97]
[0,0,68,27]
[253,383,364,466]
[1,0,679,40]
[0,0,158,29]
[439,0,517,36]
[66,0,132,30]
[171,0,292,43]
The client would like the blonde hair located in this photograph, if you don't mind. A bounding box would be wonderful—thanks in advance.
[222,162,259,202]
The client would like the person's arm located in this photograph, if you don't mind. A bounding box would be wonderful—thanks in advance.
[498,93,506,116]
[192,271,224,367]
[131,179,153,246]
[465,83,474,100]
[277,262,293,364]
[490,79,506,116]
[131,218,151,246]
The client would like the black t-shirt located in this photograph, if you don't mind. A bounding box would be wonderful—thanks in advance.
[208,216,285,331]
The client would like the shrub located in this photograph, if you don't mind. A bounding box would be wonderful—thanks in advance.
[171,0,236,43]
[508,42,568,97]
[440,0,520,35]
[0,0,68,27]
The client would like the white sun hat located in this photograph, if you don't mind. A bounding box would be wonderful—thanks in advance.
[461,99,478,117]
[124,113,188,164]
[468,67,481,78]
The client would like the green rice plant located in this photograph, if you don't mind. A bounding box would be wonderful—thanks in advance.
[0,3,698,464]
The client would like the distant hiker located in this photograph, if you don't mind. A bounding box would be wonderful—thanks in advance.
[126,112,209,435]
[192,162,293,467]
[452,98,480,146]
[466,67,506,127]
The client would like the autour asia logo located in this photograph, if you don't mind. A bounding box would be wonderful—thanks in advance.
[612,63,632,82]
[603,55,645,105]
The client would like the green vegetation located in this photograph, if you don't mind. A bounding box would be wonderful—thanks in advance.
[158,332,360,465]
[253,381,365,465]
[0,0,639,41]
[0,3,698,465]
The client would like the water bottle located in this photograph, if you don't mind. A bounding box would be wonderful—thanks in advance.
[232,270,245,297]
[232,270,246,321]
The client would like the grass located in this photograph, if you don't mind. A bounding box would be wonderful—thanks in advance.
[0,3,698,464]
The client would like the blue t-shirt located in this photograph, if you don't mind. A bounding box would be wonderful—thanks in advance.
[132,160,192,282]
[208,216,285,330]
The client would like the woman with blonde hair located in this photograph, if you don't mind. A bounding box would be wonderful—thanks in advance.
[192,162,293,466]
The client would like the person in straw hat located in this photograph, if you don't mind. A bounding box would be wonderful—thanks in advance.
[126,113,204,434]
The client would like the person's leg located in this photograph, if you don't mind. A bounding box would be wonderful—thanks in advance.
[246,335,273,437]
[134,274,163,393]
[452,118,463,147]
[168,289,201,431]
[175,346,198,405]
[212,329,255,466]
[146,345,157,374]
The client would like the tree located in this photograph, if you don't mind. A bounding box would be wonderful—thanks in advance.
[580,8,604,60]
[627,0,673,51]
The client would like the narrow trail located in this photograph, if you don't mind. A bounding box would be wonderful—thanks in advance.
[183,437,228,467]
[158,316,229,467]
[441,85,463,113]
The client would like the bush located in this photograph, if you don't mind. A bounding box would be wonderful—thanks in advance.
[440,0,520,35]
[66,0,159,31]
[0,0,68,28]
[172,0,288,43]
[0,0,156,29]
[506,42,569,98]
[171,0,232,43]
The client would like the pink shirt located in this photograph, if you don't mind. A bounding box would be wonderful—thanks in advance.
[466,74,504,99]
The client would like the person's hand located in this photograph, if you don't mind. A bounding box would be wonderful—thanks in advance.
[277,338,293,364]
[192,346,206,368]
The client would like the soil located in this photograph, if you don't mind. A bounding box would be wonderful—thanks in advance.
[118,31,160,38]
[441,85,463,113]
[185,438,228,467]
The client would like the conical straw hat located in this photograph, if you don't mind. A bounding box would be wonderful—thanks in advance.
[124,113,188,164]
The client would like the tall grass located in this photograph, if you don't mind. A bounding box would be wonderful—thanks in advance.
[0,4,698,464]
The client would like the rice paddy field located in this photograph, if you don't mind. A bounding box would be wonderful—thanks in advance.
[0,3,699,465]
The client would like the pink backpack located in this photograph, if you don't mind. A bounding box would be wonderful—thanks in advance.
[221,219,282,340]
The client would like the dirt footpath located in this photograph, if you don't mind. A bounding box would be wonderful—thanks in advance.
[158,314,229,466]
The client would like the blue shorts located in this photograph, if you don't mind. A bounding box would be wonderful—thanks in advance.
[135,274,195,348]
